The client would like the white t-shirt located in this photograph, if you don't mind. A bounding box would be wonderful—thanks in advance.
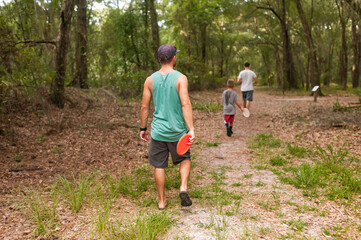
[238,69,257,92]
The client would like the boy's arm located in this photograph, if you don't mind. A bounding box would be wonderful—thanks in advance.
[235,101,244,111]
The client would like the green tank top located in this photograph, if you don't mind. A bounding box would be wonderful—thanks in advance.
[151,71,188,142]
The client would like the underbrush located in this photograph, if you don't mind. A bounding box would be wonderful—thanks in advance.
[249,133,361,201]
[18,163,180,239]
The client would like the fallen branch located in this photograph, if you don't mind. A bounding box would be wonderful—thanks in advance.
[9,167,43,172]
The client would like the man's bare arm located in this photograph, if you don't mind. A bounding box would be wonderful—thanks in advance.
[140,76,152,142]
[253,77,258,85]
[237,77,242,84]
[177,74,195,144]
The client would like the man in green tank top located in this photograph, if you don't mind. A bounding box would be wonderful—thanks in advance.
[140,44,196,209]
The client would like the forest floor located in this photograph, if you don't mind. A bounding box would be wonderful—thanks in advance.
[0,86,361,239]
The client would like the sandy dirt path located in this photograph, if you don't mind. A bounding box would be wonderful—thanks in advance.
[165,89,361,239]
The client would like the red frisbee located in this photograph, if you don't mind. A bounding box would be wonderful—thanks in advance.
[177,134,191,155]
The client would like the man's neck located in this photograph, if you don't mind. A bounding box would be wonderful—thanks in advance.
[159,64,174,74]
[244,67,250,70]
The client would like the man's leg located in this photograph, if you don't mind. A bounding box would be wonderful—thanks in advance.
[179,159,192,206]
[179,160,191,192]
[154,168,167,208]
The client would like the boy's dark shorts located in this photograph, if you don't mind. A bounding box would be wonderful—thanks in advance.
[149,138,191,169]
[242,90,253,101]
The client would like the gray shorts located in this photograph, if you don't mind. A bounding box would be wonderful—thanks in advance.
[242,90,253,101]
[149,138,191,168]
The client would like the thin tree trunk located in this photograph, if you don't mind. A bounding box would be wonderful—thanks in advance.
[200,24,207,63]
[51,0,75,108]
[143,0,150,69]
[149,0,160,54]
[294,0,321,92]
[72,0,88,88]
[220,38,224,77]
[352,11,360,88]
[275,48,283,89]
[337,0,348,90]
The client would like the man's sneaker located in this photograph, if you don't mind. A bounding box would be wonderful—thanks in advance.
[179,192,192,206]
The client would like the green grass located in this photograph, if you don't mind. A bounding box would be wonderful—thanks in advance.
[118,211,174,239]
[283,218,307,231]
[20,187,59,236]
[192,101,223,112]
[57,174,92,213]
[270,156,287,166]
[249,133,281,149]
[206,141,221,147]
[287,143,308,158]
[249,133,361,202]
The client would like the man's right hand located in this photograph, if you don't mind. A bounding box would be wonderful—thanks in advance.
[140,130,149,142]
[188,129,196,145]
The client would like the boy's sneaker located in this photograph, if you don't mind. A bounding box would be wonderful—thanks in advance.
[227,127,231,137]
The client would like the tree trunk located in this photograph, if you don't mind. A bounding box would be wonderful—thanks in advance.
[281,0,296,90]
[200,24,207,63]
[275,47,283,89]
[337,0,348,90]
[352,11,360,88]
[51,0,75,108]
[294,0,321,92]
[220,38,224,77]
[149,0,160,54]
[72,0,88,88]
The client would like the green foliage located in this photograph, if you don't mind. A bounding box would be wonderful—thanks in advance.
[20,188,59,236]
[249,133,281,149]
[119,211,174,240]
[270,156,287,166]
[57,174,92,213]
[287,143,308,158]
[192,101,223,112]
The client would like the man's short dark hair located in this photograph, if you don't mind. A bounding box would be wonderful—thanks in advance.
[244,62,250,67]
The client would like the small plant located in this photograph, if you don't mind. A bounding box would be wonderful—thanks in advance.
[287,143,308,158]
[243,174,253,179]
[284,218,307,231]
[250,133,281,149]
[36,134,46,143]
[332,101,348,112]
[58,174,92,213]
[20,188,59,236]
[270,156,287,166]
[231,183,241,187]
[259,227,271,235]
[206,141,221,147]
[255,181,265,187]
[119,211,174,239]
[15,154,23,162]
[52,145,63,159]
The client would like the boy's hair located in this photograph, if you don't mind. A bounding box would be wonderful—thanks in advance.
[227,79,235,88]
[244,62,250,67]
